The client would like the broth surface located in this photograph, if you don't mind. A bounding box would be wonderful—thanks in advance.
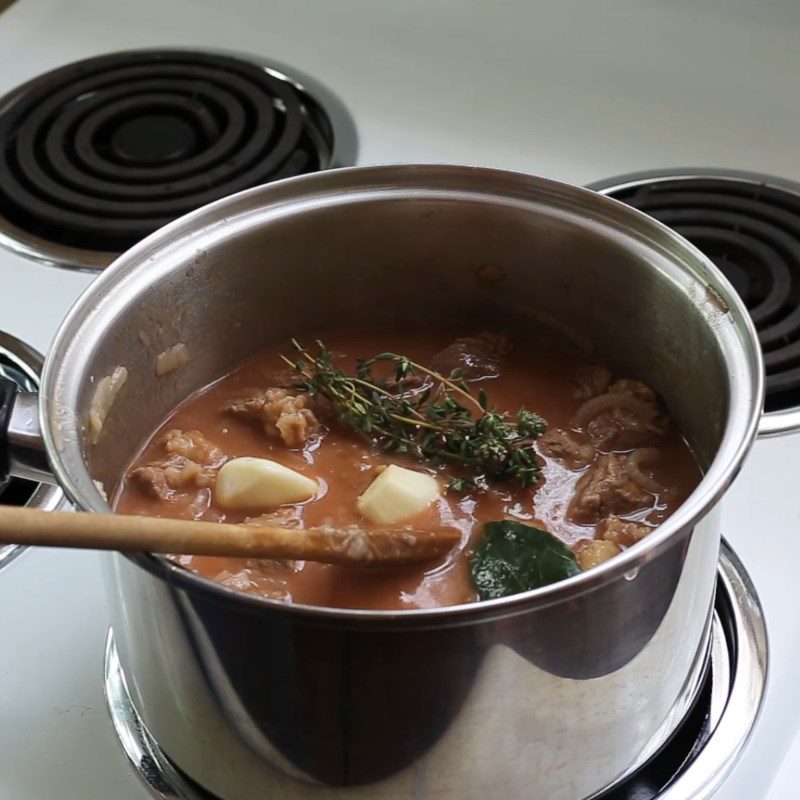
[114,331,701,610]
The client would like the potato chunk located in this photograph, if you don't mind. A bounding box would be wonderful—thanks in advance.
[215,457,317,510]
[574,539,621,571]
[357,465,440,524]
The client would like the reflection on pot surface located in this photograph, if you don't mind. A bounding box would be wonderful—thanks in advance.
[103,541,768,800]
[107,517,716,795]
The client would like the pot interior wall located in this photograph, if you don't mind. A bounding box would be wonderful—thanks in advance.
[80,191,728,493]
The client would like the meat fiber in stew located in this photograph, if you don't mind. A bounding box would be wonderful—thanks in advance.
[114,331,701,610]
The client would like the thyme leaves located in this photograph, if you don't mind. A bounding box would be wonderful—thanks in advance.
[283,340,546,491]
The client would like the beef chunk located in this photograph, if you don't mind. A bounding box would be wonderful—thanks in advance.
[609,379,657,404]
[212,559,297,600]
[430,332,512,381]
[244,507,304,529]
[130,429,225,501]
[130,465,172,499]
[537,428,595,468]
[163,429,224,464]
[574,366,613,400]
[586,413,666,451]
[568,453,652,523]
[577,378,668,451]
[227,388,321,448]
[598,515,652,548]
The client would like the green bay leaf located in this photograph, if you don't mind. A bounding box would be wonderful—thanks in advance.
[468,521,581,601]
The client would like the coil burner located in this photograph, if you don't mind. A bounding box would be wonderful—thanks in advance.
[592,170,800,431]
[0,50,342,270]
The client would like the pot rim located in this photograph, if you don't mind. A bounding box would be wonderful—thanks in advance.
[39,163,765,624]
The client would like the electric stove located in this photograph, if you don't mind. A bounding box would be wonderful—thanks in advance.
[1,1,799,799]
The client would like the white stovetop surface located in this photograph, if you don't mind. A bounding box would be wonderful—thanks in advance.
[1,0,800,798]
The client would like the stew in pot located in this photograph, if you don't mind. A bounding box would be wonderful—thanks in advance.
[113,331,701,610]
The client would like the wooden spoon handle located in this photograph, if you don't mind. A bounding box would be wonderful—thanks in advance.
[0,506,460,567]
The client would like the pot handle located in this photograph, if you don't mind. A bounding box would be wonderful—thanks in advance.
[0,377,14,492]
[0,377,56,486]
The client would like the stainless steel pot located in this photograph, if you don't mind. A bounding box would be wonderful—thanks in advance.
[0,166,763,799]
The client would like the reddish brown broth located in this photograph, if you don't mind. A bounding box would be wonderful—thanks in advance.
[113,332,701,610]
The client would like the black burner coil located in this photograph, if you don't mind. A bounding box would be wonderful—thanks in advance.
[603,176,800,412]
[0,50,332,254]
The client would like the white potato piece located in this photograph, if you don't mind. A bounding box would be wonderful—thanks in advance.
[357,464,440,524]
[215,457,317,511]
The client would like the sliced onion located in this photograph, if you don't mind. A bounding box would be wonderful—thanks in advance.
[628,448,663,493]
[572,392,656,427]
[155,343,189,376]
[88,366,128,444]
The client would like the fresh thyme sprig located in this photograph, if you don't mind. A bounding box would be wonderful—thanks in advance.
[281,339,547,491]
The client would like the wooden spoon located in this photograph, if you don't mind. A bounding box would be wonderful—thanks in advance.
[0,506,461,567]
